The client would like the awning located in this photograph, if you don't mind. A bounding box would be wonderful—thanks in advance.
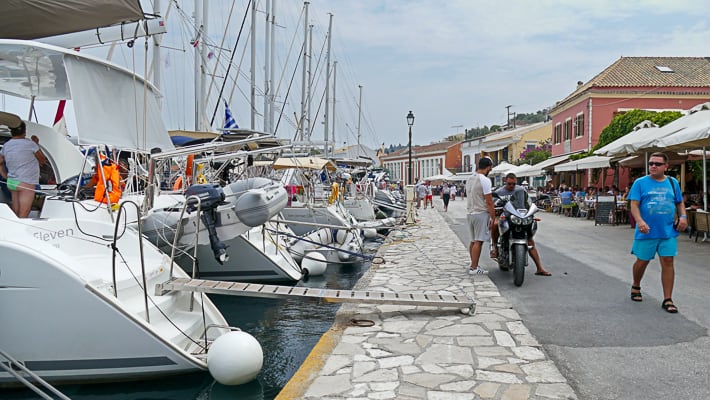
[520,154,573,177]
[482,142,509,152]
[594,102,710,156]
[482,138,517,152]
[488,161,516,177]
[0,1,145,40]
[451,172,472,182]
[272,156,336,171]
[554,156,611,172]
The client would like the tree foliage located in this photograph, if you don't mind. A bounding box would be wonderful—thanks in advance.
[514,109,549,125]
[593,109,683,152]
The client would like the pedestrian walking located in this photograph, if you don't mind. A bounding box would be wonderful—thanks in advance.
[465,157,496,275]
[441,180,451,212]
[425,182,433,208]
[450,184,457,201]
[628,152,687,313]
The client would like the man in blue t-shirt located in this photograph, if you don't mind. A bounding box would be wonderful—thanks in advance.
[628,152,687,313]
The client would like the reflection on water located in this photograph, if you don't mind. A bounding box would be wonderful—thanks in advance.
[2,245,375,400]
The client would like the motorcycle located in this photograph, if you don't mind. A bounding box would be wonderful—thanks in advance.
[493,194,540,287]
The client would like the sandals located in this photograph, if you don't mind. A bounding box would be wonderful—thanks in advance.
[661,298,678,314]
[630,285,642,302]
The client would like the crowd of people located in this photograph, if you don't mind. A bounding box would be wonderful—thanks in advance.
[413,179,465,212]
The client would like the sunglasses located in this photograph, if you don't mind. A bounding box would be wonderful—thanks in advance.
[505,182,516,186]
[648,162,666,167]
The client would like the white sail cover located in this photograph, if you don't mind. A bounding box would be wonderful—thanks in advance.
[0,1,144,40]
[64,56,174,152]
[0,40,174,153]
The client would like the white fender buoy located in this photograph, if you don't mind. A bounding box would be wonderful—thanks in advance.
[302,252,327,276]
[335,229,348,244]
[362,228,377,239]
[208,331,263,385]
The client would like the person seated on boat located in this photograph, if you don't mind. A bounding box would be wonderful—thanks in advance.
[0,117,47,217]
[83,154,122,205]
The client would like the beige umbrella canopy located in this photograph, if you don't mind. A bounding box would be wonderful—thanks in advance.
[272,156,337,171]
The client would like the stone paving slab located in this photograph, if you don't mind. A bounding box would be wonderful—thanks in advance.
[277,207,578,400]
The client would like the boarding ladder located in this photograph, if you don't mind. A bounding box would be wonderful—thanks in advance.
[0,348,71,400]
[156,278,476,315]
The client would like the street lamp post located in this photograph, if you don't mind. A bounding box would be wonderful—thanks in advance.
[407,111,415,184]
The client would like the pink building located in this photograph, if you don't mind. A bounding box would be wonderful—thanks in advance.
[549,56,710,189]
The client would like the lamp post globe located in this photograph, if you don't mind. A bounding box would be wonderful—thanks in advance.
[406,111,415,185]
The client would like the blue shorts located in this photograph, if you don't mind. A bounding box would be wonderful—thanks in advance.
[631,238,677,261]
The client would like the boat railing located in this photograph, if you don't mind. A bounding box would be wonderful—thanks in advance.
[0,348,71,400]
[111,200,150,323]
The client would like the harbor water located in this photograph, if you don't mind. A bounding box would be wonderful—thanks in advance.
[2,239,380,400]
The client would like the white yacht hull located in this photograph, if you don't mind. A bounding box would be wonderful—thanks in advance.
[0,206,234,385]
[178,222,303,283]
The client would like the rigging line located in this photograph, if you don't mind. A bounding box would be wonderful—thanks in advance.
[273,5,306,99]
[274,42,305,136]
[225,17,254,110]
[206,0,242,125]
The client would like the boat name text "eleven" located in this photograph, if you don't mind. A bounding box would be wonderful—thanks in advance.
[34,228,75,241]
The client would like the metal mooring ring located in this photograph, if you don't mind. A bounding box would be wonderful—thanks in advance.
[348,319,375,327]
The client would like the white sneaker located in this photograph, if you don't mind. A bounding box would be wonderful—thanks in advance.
[469,266,488,275]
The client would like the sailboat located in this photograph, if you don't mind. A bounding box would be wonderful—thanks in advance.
[0,7,264,384]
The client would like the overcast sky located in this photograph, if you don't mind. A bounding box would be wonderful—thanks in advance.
[13,1,709,151]
[277,0,709,150]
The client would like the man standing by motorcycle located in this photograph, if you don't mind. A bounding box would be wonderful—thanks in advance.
[465,157,496,275]
[491,173,551,276]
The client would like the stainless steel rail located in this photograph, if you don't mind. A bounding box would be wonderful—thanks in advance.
[0,349,71,400]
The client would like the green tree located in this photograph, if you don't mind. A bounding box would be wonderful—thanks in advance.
[593,109,682,152]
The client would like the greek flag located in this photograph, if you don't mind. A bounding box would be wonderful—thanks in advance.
[224,101,238,130]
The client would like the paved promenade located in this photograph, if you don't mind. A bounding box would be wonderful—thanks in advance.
[278,203,577,400]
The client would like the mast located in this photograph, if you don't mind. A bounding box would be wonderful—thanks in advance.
[269,0,276,133]
[331,60,337,145]
[299,2,309,141]
[323,13,333,157]
[357,84,362,155]
[193,0,202,130]
[263,0,271,133]
[250,0,256,129]
[306,23,313,141]
[152,0,162,97]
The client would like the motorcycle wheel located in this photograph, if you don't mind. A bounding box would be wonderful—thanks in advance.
[513,244,526,287]
[497,247,509,271]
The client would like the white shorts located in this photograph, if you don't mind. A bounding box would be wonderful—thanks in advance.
[467,213,491,243]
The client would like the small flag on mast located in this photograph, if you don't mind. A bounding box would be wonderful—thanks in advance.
[224,100,239,131]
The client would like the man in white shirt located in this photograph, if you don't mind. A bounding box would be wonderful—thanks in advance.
[465,157,496,275]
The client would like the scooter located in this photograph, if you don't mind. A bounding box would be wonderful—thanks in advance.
[494,196,539,287]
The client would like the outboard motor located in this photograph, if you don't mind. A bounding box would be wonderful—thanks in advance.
[185,184,229,264]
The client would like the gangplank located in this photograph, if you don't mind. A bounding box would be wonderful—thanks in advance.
[156,278,476,315]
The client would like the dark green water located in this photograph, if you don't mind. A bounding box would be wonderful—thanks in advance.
[2,256,372,400]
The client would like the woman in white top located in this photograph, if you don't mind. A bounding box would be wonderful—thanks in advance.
[450,184,457,201]
[0,115,47,217]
